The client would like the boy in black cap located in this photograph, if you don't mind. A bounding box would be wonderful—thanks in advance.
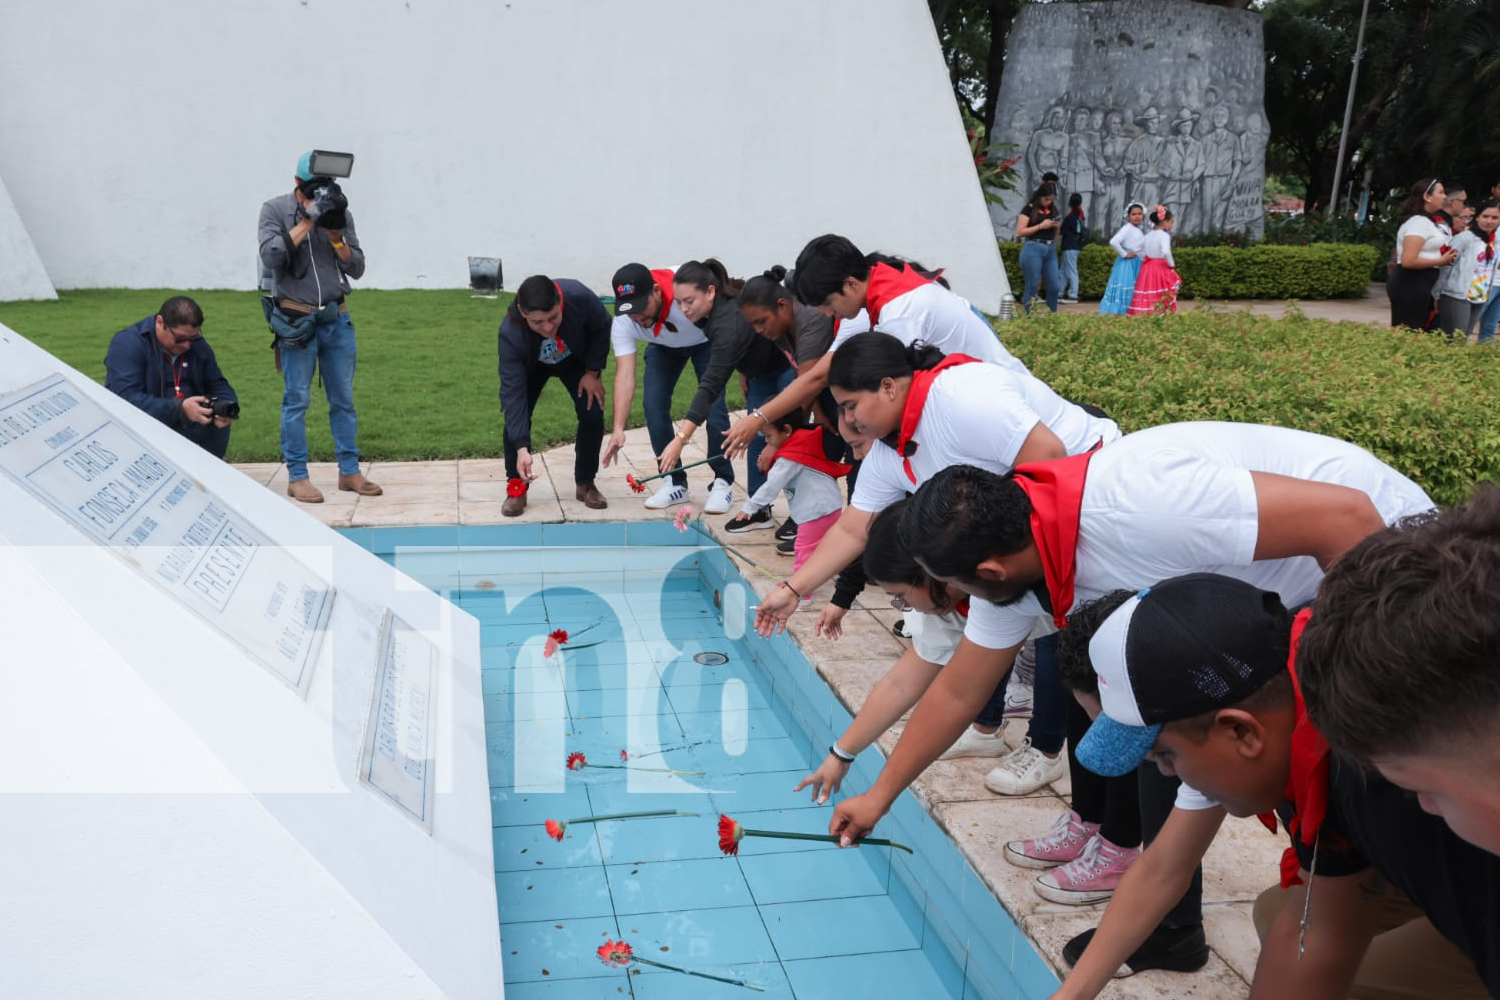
[1050,573,1497,1000]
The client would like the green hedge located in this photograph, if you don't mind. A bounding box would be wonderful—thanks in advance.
[999,311,1500,507]
[1000,241,1379,301]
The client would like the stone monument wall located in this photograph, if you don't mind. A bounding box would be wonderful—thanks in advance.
[990,0,1267,238]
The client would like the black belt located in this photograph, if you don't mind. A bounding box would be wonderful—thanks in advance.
[277,296,345,316]
[1025,238,1056,245]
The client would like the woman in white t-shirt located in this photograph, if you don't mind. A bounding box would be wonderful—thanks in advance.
[1388,177,1460,330]
[1436,201,1500,340]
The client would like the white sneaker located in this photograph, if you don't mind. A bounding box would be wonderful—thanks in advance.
[644,482,688,510]
[938,725,1008,760]
[984,738,1066,796]
[1004,681,1034,720]
[703,478,734,515]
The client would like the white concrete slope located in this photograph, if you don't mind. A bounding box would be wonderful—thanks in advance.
[0,172,56,301]
[0,322,501,1000]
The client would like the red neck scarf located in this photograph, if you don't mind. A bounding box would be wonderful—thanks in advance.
[954,596,970,619]
[1011,448,1099,628]
[865,261,941,324]
[650,268,677,337]
[893,354,980,484]
[550,281,566,353]
[772,428,853,479]
[1257,608,1334,888]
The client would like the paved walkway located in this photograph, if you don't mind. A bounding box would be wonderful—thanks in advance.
[1057,281,1391,325]
[235,420,1278,1000]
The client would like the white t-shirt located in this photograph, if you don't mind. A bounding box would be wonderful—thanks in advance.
[963,421,1435,650]
[908,608,966,665]
[1395,215,1447,265]
[609,304,707,356]
[838,282,1029,376]
[826,310,873,351]
[851,363,1122,514]
[1141,229,1175,266]
[1109,223,1145,258]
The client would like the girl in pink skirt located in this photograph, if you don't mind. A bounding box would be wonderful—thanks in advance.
[1127,205,1182,316]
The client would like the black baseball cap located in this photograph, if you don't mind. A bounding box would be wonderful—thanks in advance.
[611,263,655,316]
[1077,573,1293,777]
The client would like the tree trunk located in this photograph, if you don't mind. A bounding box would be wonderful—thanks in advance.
[981,0,1020,134]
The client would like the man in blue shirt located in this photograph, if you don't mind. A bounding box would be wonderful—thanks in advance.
[104,295,237,458]
[498,275,611,516]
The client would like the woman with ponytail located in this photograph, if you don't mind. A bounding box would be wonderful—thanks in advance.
[1126,205,1181,316]
[655,259,793,512]
[756,331,1121,795]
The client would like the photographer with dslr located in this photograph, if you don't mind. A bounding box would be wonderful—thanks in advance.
[105,295,238,458]
[258,149,380,503]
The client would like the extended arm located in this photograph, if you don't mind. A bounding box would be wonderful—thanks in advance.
[1249,471,1386,571]
[723,353,832,458]
[1247,870,1384,1000]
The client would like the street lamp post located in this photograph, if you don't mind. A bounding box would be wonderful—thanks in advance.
[1329,0,1373,218]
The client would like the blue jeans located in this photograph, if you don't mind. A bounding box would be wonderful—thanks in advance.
[182,419,232,460]
[1477,294,1500,343]
[1020,240,1060,313]
[1024,632,1067,755]
[1061,249,1081,299]
[280,308,360,481]
[744,367,797,496]
[643,341,733,487]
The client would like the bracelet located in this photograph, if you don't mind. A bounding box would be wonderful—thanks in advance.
[778,580,801,599]
[676,429,692,443]
[330,241,346,249]
[829,742,856,762]
[750,408,768,425]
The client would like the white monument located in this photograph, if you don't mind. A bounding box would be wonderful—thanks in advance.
[0,172,56,301]
[0,322,500,999]
[0,0,1010,308]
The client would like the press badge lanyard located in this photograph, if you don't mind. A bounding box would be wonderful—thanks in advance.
[164,352,185,399]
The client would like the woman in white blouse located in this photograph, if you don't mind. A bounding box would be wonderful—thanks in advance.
[1388,177,1459,330]
[1098,202,1145,315]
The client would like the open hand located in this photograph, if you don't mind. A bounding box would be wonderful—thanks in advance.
[794,756,851,805]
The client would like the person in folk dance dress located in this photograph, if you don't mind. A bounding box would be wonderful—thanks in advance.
[1127,206,1182,316]
[1099,203,1146,316]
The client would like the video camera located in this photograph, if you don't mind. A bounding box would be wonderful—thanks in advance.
[204,398,240,420]
[298,150,355,230]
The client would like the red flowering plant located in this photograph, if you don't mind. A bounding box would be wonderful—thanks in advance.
[963,109,1020,205]
[543,809,699,842]
[541,621,607,659]
[597,938,763,991]
[566,751,703,777]
[506,478,529,498]
[716,813,912,857]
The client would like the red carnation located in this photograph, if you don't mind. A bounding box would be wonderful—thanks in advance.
[718,814,744,856]
[619,750,629,761]
[544,628,568,658]
[566,752,587,771]
[597,939,634,967]
[625,474,646,494]
[506,478,528,498]
[545,819,566,841]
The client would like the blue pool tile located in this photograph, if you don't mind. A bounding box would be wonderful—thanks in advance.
[491,783,593,826]
[964,933,1023,1000]
[783,950,961,1000]
[595,814,723,865]
[459,522,541,547]
[499,974,628,999]
[923,921,968,1000]
[886,858,927,943]
[711,736,810,775]
[605,857,754,915]
[500,915,621,983]
[706,770,823,812]
[493,821,601,873]
[963,874,1022,962]
[372,526,460,551]
[1010,939,1061,999]
[661,673,770,715]
[739,847,888,905]
[542,523,626,547]
[567,682,673,724]
[760,895,920,961]
[620,904,778,967]
[486,720,571,786]
[583,784,717,819]
[630,960,794,1000]
[497,866,614,924]
[676,706,790,742]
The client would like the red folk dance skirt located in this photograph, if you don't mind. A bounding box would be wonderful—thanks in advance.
[1127,258,1182,316]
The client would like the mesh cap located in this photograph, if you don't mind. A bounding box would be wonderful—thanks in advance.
[1077,573,1291,777]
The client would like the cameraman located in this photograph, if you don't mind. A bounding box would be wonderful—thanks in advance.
[257,150,380,503]
[104,295,237,458]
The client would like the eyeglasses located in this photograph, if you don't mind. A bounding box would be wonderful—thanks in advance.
[889,595,915,613]
[166,327,200,346]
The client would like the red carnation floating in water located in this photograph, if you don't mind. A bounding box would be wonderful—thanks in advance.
[718,814,744,857]
[566,751,587,771]
[564,751,703,777]
[715,812,912,857]
[544,629,569,658]
[545,819,566,841]
[596,937,762,989]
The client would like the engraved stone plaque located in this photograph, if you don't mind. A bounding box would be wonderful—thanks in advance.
[359,609,437,830]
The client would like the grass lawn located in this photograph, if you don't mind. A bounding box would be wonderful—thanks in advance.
[0,289,746,465]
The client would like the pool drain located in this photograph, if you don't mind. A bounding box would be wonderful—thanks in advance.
[693,651,729,666]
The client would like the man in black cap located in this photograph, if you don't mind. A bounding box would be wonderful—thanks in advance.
[600,262,736,512]
[1048,574,1497,1000]
[497,275,611,516]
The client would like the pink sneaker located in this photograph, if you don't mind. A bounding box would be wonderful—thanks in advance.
[1004,810,1100,870]
[1033,833,1141,905]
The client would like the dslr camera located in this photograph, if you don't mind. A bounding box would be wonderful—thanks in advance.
[204,398,240,420]
[298,149,355,230]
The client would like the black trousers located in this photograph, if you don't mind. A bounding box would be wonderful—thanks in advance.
[1138,760,1204,929]
[503,355,604,485]
[1066,696,1141,847]
[1387,266,1438,330]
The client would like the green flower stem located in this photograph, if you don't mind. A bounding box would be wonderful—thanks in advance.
[631,454,726,487]
[566,810,700,826]
[741,828,914,854]
[631,956,764,991]
[585,764,707,776]
[688,522,773,577]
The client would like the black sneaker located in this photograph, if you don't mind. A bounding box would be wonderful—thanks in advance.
[1061,925,1209,979]
[775,518,798,542]
[776,536,796,556]
[892,619,911,639]
[724,507,775,533]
